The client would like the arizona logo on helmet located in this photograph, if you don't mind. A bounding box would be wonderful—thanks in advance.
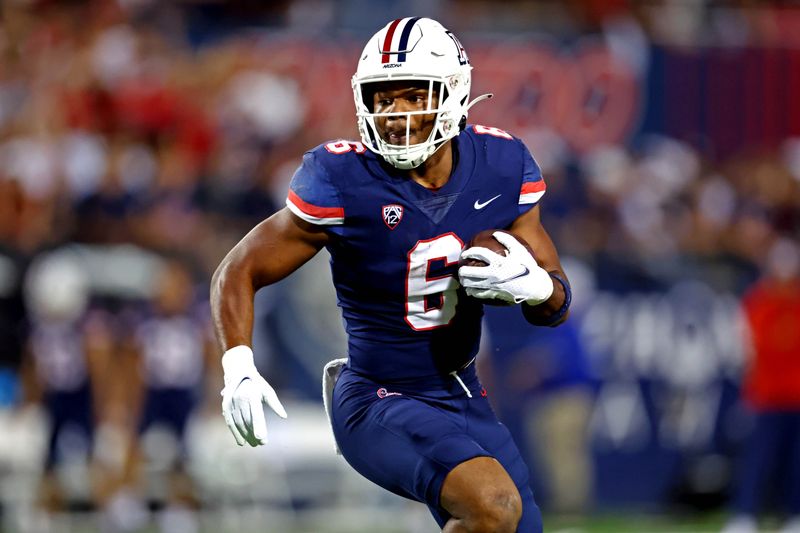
[445,31,469,66]
[382,204,403,230]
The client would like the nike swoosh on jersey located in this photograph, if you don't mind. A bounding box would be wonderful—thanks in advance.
[474,194,502,209]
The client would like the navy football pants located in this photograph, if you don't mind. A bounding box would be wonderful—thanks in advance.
[732,410,800,516]
[332,366,543,532]
[44,387,94,469]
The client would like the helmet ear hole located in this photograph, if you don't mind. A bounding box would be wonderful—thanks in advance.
[458,116,467,131]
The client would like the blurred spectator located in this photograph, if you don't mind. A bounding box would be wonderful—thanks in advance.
[106,259,216,533]
[0,182,30,406]
[481,258,596,515]
[19,251,115,517]
[722,238,800,533]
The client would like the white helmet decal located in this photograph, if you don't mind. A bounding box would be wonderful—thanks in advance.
[352,18,492,170]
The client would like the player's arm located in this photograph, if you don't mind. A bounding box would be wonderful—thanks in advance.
[201,326,223,416]
[211,207,330,446]
[19,345,42,407]
[84,321,114,425]
[508,204,570,327]
[211,207,329,349]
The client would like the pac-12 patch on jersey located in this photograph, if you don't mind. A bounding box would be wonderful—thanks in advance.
[382,204,404,229]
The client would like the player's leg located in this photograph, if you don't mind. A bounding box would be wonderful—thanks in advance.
[782,413,800,520]
[332,369,541,532]
[39,389,96,512]
[332,371,500,508]
[438,390,543,533]
[164,389,201,511]
[39,396,65,512]
[731,411,781,516]
[103,390,155,532]
[333,377,474,504]
[439,456,522,533]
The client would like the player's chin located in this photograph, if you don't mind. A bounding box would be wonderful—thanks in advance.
[385,133,422,146]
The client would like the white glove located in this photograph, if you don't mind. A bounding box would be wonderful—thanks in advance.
[458,231,554,305]
[221,345,287,447]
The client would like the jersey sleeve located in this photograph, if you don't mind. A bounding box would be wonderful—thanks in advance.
[517,142,546,213]
[286,151,345,226]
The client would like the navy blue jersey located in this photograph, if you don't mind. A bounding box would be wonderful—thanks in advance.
[30,320,89,392]
[287,125,546,383]
[135,314,206,389]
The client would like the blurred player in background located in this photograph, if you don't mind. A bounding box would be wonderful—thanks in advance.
[107,259,216,533]
[480,259,596,516]
[212,17,571,533]
[722,238,800,533]
[0,181,29,407]
[20,254,114,518]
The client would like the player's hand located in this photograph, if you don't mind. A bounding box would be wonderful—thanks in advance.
[220,345,287,447]
[458,231,554,305]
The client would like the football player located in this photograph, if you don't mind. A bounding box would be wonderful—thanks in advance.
[110,259,214,532]
[212,17,571,533]
[20,256,113,515]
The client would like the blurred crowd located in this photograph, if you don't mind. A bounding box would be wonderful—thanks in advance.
[1,0,800,532]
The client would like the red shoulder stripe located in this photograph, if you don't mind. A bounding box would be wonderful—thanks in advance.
[287,189,344,219]
[520,180,546,194]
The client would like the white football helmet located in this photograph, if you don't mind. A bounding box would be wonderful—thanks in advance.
[352,17,492,170]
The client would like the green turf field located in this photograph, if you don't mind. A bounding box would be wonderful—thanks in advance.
[544,512,795,533]
[21,510,794,533]
[546,513,727,533]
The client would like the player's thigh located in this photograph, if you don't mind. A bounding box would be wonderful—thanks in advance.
[464,395,534,488]
[332,385,488,505]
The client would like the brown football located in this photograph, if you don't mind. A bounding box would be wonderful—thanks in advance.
[459,229,533,267]
[459,229,534,306]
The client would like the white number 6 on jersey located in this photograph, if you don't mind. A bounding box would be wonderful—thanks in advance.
[405,233,462,331]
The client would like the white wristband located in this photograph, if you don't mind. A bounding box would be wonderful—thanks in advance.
[222,345,255,373]
[524,278,554,306]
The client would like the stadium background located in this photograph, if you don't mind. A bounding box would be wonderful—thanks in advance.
[0,0,799,531]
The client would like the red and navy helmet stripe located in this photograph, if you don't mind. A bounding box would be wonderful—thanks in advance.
[381,17,422,64]
[381,18,403,63]
[397,17,421,62]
